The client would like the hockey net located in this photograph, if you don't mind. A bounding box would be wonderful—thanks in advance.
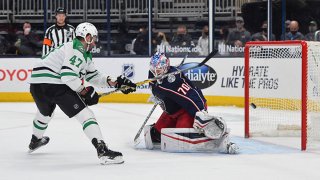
[244,41,320,150]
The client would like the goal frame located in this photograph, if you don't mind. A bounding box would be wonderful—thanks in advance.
[244,40,308,150]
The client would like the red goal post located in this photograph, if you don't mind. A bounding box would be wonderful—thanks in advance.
[244,40,320,150]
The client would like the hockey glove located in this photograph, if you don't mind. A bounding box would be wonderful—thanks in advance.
[79,86,99,106]
[115,75,137,94]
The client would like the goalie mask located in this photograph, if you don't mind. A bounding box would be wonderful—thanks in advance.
[150,52,170,77]
[75,22,98,51]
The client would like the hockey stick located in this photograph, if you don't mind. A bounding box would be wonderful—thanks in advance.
[98,54,187,98]
[133,103,158,146]
[177,50,189,67]
[99,49,218,97]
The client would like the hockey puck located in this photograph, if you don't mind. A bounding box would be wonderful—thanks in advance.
[250,103,257,109]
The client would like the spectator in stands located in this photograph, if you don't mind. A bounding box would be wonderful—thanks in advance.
[305,21,319,41]
[196,25,209,56]
[130,38,137,55]
[217,27,230,56]
[284,20,304,40]
[133,27,149,55]
[281,20,291,40]
[170,25,194,48]
[285,20,291,33]
[116,23,130,54]
[42,7,75,57]
[14,22,42,56]
[2,24,19,55]
[0,34,8,55]
[130,27,146,55]
[219,27,229,45]
[251,21,275,41]
[226,16,251,47]
[153,32,170,53]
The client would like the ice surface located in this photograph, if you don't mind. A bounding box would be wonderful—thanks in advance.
[0,103,319,180]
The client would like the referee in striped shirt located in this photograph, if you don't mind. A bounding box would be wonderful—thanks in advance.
[42,7,75,57]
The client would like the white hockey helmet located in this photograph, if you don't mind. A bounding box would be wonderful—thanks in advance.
[75,22,98,45]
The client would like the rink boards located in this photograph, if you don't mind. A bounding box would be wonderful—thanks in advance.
[0,57,246,106]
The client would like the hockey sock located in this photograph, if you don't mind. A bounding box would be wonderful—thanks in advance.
[82,118,103,140]
[75,108,103,141]
[32,111,52,139]
[33,120,48,138]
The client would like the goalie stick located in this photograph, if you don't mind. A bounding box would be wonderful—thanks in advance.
[133,103,158,146]
[177,48,189,67]
[98,49,218,97]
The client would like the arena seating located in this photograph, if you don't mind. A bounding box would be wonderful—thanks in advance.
[0,0,249,55]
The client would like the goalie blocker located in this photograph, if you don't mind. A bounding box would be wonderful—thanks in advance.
[144,126,239,154]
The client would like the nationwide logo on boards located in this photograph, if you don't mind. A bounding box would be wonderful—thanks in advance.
[179,63,217,89]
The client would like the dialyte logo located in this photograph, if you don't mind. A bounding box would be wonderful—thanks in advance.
[179,63,217,89]
[122,64,134,79]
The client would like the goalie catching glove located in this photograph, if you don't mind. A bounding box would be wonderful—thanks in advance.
[115,75,137,94]
[79,86,99,106]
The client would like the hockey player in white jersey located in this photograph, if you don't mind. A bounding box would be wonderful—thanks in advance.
[28,22,136,165]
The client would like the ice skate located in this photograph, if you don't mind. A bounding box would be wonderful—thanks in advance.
[92,138,124,165]
[193,111,226,139]
[226,142,239,154]
[218,132,239,154]
[28,135,50,153]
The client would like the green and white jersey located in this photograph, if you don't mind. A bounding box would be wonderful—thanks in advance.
[30,39,109,92]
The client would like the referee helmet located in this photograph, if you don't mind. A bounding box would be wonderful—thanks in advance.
[56,7,66,15]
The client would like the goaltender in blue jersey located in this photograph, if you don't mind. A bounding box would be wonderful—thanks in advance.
[148,65,207,117]
[144,52,239,153]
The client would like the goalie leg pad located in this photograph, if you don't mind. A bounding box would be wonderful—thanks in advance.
[144,125,154,150]
[161,128,221,152]
[144,125,161,150]
[161,128,239,154]
[193,111,226,139]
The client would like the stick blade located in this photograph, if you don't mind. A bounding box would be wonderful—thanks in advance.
[134,138,141,147]
[133,134,140,143]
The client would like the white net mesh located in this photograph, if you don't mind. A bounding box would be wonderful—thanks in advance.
[306,42,320,143]
[246,41,320,149]
[248,45,302,59]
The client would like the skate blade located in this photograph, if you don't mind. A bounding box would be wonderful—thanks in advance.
[100,156,124,165]
[28,149,36,154]
[28,145,43,154]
